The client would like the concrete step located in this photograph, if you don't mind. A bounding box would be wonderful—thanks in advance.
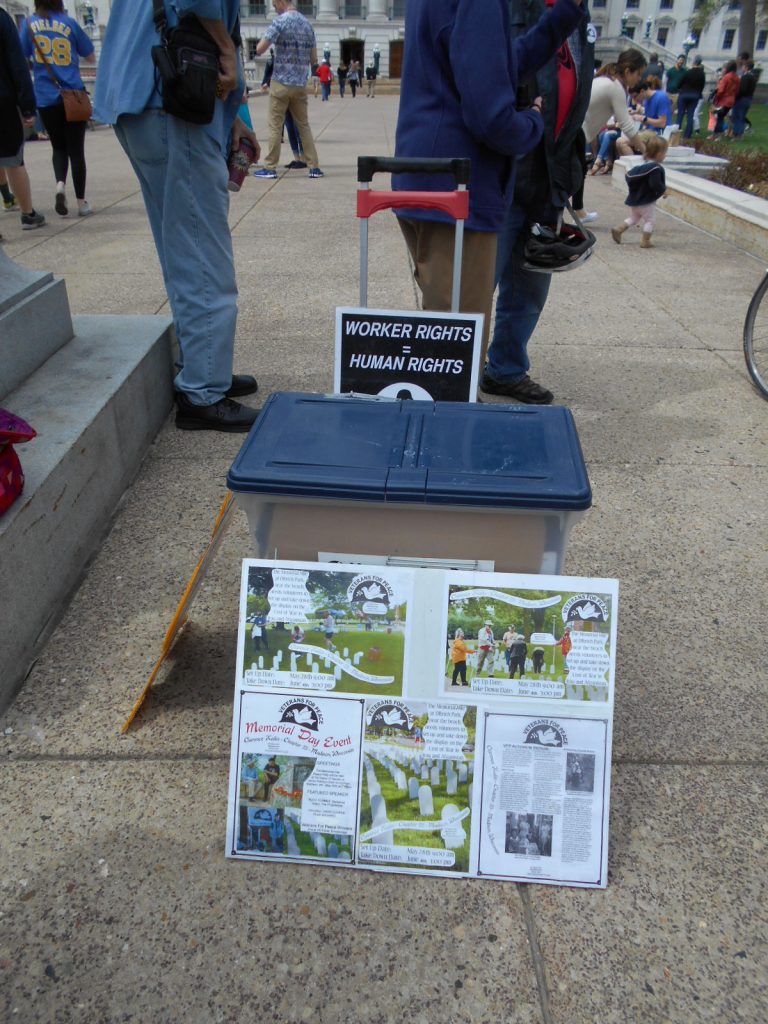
[0,312,174,708]
[0,253,74,398]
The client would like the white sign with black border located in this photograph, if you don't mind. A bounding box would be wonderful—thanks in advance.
[334,307,482,402]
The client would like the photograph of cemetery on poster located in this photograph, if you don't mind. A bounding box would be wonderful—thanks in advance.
[240,562,412,696]
[443,581,615,702]
[236,752,354,862]
[357,701,476,874]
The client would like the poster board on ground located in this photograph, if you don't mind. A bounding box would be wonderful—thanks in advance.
[226,560,618,888]
[334,307,482,401]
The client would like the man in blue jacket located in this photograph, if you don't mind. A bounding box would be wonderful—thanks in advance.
[394,0,584,361]
[94,1,261,432]
[482,0,594,404]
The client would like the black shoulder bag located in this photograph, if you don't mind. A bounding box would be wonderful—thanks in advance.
[151,0,220,125]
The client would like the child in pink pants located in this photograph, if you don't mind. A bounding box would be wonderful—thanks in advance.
[611,135,668,249]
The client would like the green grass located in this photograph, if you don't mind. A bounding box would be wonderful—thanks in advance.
[288,820,353,859]
[243,626,405,696]
[358,753,471,873]
[702,101,768,154]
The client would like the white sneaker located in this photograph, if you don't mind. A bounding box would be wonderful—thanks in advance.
[78,201,92,217]
[581,211,598,224]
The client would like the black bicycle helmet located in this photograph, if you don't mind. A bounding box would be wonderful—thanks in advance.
[522,221,596,273]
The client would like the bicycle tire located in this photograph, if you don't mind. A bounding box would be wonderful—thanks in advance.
[743,270,768,399]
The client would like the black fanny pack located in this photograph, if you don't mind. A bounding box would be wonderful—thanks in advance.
[151,0,220,124]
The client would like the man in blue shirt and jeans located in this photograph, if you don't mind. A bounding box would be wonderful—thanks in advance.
[255,0,323,178]
[94,0,261,432]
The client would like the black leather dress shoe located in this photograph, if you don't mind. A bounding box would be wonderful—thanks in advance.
[175,392,259,432]
[226,374,259,398]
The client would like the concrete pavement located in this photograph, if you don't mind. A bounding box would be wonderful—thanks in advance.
[1,93,767,1023]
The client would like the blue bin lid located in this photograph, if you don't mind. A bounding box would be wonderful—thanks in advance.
[227,393,591,511]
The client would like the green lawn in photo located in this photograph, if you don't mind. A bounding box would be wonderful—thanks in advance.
[359,754,471,873]
[243,625,405,696]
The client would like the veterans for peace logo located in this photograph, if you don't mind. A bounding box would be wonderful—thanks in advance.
[523,719,567,747]
[279,699,323,731]
[347,574,394,616]
[377,382,434,401]
[562,594,609,624]
[366,700,413,732]
[586,22,597,44]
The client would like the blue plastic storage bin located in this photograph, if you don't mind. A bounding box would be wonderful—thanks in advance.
[227,393,591,573]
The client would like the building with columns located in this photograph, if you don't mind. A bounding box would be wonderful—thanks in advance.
[5,2,766,78]
[591,2,765,71]
[239,1,405,80]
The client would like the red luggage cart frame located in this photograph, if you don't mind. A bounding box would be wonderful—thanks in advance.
[356,156,471,311]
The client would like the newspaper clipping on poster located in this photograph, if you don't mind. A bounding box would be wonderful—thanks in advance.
[477,712,609,887]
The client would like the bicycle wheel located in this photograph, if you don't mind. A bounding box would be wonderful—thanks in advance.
[744,270,768,399]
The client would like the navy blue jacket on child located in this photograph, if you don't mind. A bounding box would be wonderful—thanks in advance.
[625,162,666,206]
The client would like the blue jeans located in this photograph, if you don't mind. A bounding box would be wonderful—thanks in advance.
[284,109,302,157]
[114,110,238,406]
[484,204,551,383]
[732,96,752,137]
[321,82,331,101]
[677,92,700,138]
[597,129,619,162]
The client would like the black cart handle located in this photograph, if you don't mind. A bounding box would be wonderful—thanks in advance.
[357,156,471,185]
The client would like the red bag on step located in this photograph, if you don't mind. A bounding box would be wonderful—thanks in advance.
[0,409,36,515]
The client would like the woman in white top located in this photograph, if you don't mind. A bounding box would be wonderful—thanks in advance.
[583,49,647,174]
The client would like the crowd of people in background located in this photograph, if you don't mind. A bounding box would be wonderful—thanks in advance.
[579,46,761,249]
[1,0,764,425]
[300,57,375,100]
[586,47,760,181]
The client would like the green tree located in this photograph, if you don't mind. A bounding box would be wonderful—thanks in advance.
[306,570,354,612]
[447,588,564,641]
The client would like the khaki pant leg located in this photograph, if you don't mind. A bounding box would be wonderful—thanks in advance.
[398,217,497,355]
[285,86,319,169]
[264,81,290,169]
